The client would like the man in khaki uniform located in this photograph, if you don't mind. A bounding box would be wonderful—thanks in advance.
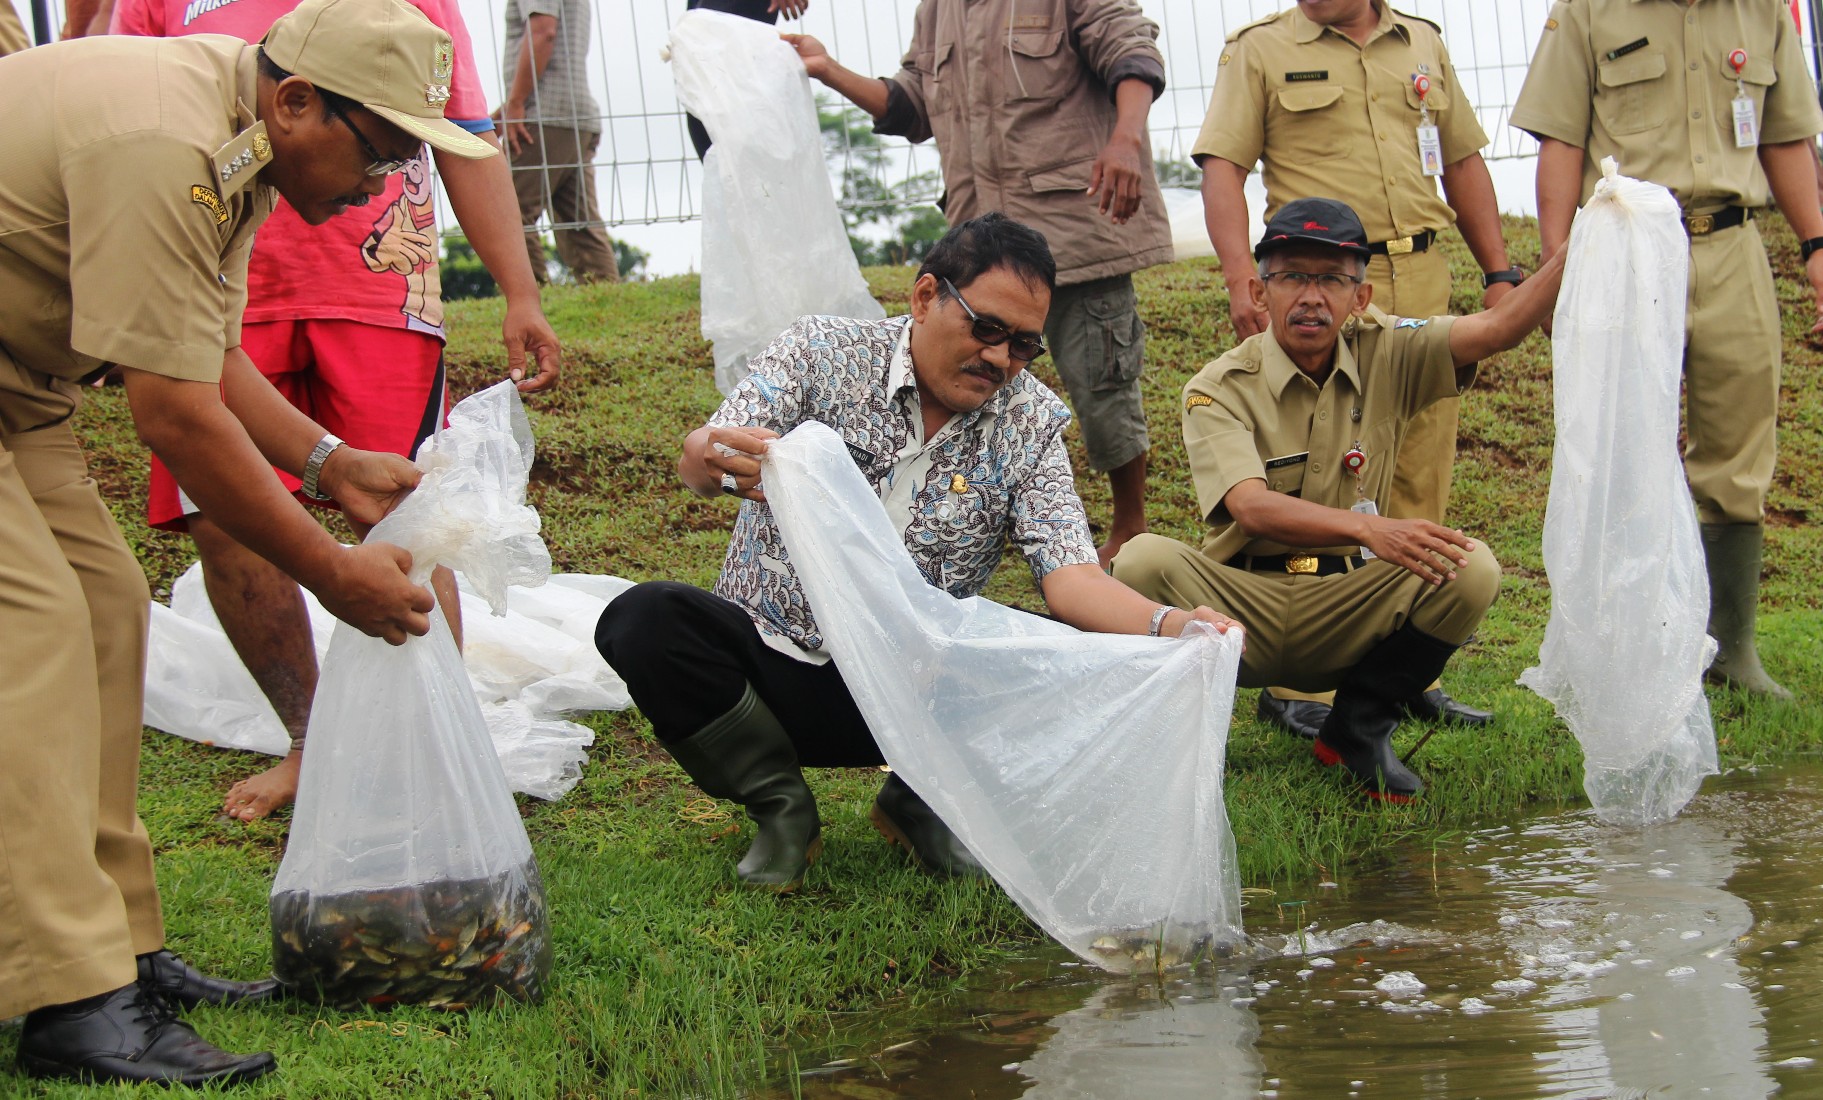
[1114,198,1564,803]
[785,0,1174,568]
[1196,0,1523,738]
[0,0,500,1084]
[0,2,29,56]
[1512,0,1823,699]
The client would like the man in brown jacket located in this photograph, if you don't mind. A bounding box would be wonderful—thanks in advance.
[787,0,1173,568]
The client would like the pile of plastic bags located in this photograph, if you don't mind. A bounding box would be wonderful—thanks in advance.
[667,8,884,393]
[1520,158,1718,827]
[764,423,1247,972]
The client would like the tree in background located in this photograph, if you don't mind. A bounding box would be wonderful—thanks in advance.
[817,96,946,267]
[442,234,649,299]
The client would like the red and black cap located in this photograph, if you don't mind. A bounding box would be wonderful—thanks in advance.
[1253,197,1371,261]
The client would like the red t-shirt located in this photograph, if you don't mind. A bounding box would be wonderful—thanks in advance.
[111,0,492,339]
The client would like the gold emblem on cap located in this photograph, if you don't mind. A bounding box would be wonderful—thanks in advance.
[425,82,451,108]
[251,132,272,162]
[432,41,453,80]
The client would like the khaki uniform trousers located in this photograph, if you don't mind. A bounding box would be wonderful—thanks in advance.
[1686,221,1780,525]
[509,124,620,285]
[0,419,161,1020]
[1115,532,1500,693]
[1366,246,1456,524]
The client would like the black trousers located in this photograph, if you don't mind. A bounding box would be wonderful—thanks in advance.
[595,581,885,767]
[682,0,781,160]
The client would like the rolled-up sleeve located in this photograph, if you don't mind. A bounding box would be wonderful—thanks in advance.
[874,6,937,142]
[1010,429,1099,584]
[1069,0,1165,99]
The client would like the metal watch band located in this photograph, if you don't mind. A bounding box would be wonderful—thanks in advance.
[300,433,345,501]
[1147,605,1177,638]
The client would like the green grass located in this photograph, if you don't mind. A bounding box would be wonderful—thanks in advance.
[2,214,1819,1097]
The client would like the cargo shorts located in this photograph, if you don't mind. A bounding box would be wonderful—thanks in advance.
[1041,273,1149,472]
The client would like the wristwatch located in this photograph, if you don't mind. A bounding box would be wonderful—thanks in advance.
[301,433,345,501]
[1147,605,1177,638]
[1482,267,1526,289]
[1800,236,1823,263]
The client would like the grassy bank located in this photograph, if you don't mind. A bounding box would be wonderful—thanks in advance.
[3,215,1820,1098]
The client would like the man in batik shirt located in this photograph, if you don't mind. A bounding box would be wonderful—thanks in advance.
[595,214,1235,892]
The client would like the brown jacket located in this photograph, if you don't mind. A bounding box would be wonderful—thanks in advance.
[877,0,1173,287]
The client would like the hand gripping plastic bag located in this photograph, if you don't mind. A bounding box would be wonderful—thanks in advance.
[763,423,1247,972]
[270,381,553,1008]
[666,9,884,394]
[1519,158,1718,827]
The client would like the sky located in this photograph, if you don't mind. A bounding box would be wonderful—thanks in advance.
[10,0,1818,275]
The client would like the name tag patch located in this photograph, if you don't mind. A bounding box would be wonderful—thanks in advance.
[190,184,229,225]
[1264,451,1309,471]
[1605,37,1649,61]
[1284,70,1329,83]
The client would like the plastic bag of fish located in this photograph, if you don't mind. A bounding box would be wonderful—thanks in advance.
[269,382,554,1009]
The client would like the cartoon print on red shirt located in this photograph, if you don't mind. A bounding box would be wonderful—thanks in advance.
[359,151,444,334]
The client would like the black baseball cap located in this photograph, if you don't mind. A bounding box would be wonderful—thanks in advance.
[1253,198,1372,262]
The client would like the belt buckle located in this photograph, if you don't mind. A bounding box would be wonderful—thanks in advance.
[1384,236,1414,256]
[1285,553,1319,575]
[1687,213,1715,236]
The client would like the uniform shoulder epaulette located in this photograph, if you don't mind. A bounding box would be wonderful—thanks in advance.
[1390,8,1442,34]
[209,121,273,201]
[1225,9,1287,45]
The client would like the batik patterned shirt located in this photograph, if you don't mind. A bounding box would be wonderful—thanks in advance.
[708,313,1098,659]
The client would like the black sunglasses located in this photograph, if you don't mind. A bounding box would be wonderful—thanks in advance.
[323,97,413,177]
[941,277,1047,363]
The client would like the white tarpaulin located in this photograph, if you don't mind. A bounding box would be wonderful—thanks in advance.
[667,9,885,394]
[1519,158,1718,827]
[763,422,1247,972]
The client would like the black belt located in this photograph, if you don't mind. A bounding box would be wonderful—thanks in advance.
[1229,552,1365,577]
[1683,206,1750,236]
[1367,230,1435,256]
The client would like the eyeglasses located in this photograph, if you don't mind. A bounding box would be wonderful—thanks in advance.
[323,97,413,177]
[1261,270,1364,295]
[941,278,1047,363]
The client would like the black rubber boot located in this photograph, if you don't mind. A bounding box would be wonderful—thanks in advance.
[137,950,279,1009]
[870,773,987,879]
[1313,625,1463,804]
[665,684,822,890]
[1701,523,1792,699]
[18,982,277,1086]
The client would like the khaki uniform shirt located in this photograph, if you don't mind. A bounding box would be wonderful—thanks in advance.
[1191,5,1487,243]
[0,3,29,57]
[0,34,276,434]
[1183,307,1466,563]
[1511,0,1823,208]
[876,0,1174,287]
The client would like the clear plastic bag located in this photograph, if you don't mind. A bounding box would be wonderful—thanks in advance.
[667,9,884,393]
[1519,158,1718,827]
[270,382,553,1007]
[763,423,1247,972]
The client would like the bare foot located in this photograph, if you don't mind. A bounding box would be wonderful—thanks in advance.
[1097,525,1147,572]
[221,750,302,822]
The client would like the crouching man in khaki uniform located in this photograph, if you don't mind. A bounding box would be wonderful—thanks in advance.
[1113,198,1563,803]
[0,0,501,1085]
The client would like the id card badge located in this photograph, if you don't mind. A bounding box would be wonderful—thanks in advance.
[1732,90,1759,148]
[1417,125,1444,177]
[1351,497,1379,559]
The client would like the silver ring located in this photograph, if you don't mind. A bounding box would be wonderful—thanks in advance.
[720,472,739,495]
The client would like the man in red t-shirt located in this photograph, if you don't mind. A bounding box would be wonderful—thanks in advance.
[112,0,564,821]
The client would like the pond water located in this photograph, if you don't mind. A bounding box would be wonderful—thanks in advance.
[757,766,1823,1099]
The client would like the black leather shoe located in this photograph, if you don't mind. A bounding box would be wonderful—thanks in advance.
[870,773,987,879]
[18,982,277,1086]
[1256,691,1330,740]
[1401,688,1494,727]
[138,950,280,1009]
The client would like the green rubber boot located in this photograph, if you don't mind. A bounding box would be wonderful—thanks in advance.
[665,684,823,890]
[1701,523,1792,700]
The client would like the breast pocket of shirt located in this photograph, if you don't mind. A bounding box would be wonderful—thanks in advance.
[1595,49,1669,136]
[1721,53,1777,135]
[1263,455,1308,499]
[1004,28,1081,103]
[1271,85,1349,161]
